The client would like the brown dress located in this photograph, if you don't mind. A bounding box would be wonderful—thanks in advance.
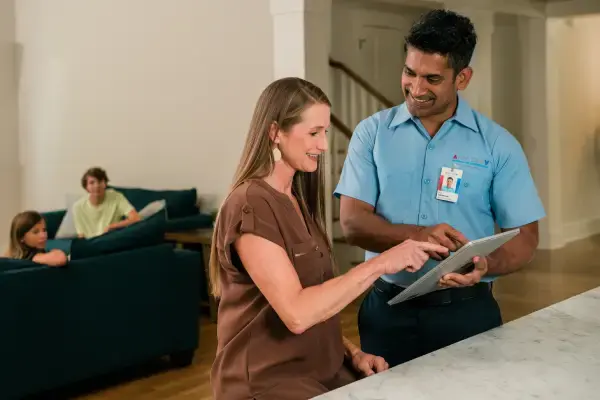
[210,179,356,399]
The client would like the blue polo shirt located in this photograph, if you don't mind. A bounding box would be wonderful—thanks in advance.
[334,96,546,287]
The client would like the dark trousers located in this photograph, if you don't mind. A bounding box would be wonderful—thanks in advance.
[358,280,503,367]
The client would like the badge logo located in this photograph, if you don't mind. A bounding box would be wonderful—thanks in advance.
[452,154,489,168]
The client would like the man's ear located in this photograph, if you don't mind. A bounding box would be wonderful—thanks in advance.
[455,67,473,91]
[269,122,280,143]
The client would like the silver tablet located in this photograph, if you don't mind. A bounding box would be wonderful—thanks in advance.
[387,229,520,305]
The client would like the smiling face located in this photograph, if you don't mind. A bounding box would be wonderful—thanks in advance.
[22,219,48,250]
[85,176,107,199]
[274,102,330,173]
[402,46,472,119]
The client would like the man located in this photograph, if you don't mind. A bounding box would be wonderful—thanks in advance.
[73,167,140,238]
[442,176,455,193]
[334,9,545,367]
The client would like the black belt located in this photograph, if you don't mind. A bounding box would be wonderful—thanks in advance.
[373,278,492,307]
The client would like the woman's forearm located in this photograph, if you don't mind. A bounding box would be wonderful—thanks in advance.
[289,258,384,334]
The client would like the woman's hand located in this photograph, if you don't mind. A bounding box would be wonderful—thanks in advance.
[351,350,389,377]
[379,240,449,275]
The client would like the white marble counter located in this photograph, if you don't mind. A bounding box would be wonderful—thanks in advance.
[315,287,600,400]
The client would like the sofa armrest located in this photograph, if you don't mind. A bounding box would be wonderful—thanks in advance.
[166,213,213,232]
[174,248,207,302]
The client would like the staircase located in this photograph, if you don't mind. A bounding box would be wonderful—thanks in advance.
[329,57,395,273]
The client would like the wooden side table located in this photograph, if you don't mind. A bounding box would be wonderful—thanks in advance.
[164,228,218,323]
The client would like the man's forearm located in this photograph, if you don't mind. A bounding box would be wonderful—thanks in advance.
[342,210,422,253]
[486,224,539,276]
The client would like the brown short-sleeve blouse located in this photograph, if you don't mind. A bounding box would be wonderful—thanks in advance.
[210,179,353,399]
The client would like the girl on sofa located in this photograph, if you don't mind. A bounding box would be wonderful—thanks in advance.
[3,211,67,267]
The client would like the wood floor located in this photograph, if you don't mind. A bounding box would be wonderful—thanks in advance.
[37,235,600,400]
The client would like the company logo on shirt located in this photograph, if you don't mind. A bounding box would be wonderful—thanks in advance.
[452,154,489,168]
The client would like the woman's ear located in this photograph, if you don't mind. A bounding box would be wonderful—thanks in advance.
[269,122,280,144]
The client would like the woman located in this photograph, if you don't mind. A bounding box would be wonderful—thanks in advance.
[3,211,68,267]
[208,77,447,399]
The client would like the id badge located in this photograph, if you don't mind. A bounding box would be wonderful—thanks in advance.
[436,166,463,203]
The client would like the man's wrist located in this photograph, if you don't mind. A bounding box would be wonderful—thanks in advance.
[406,225,426,241]
[483,255,495,276]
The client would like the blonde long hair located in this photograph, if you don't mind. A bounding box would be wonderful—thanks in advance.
[209,77,333,298]
[5,211,44,259]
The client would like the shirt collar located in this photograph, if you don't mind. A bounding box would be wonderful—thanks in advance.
[389,95,480,133]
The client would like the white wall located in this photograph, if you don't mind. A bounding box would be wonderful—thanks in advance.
[331,2,426,103]
[546,15,600,243]
[0,0,19,251]
[16,0,274,212]
[492,13,523,143]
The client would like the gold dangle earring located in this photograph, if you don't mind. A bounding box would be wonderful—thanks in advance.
[273,145,281,162]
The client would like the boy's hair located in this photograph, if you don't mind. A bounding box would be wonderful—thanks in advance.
[81,167,109,189]
[404,9,477,76]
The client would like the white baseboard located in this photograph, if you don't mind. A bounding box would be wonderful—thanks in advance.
[561,216,600,245]
[540,216,600,250]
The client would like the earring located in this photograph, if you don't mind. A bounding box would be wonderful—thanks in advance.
[273,146,281,162]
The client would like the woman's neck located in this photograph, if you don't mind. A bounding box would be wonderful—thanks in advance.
[263,161,296,196]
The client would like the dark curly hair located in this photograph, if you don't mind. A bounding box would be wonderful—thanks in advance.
[404,9,477,76]
[81,167,109,189]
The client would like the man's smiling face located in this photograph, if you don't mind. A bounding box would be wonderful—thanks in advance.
[401,45,470,119]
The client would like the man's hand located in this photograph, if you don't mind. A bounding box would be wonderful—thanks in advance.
[439,256,488,288]
[351,351,389,377]
[410,223,469,260]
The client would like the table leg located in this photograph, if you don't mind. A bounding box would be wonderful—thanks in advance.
[202,243,218,323]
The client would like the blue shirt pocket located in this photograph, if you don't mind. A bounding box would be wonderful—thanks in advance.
[458,166,493,214]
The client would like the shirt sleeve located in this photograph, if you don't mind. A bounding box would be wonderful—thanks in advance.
[217,186,286,268]
[116,192,135,217]
[333,116,379,207]
[491,132,546,228]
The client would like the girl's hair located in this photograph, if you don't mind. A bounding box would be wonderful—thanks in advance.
[208,77,333,298]
[6,211,44,259]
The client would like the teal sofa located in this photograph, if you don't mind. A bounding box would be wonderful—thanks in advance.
[0,210,201,399]
[42,185,214,239]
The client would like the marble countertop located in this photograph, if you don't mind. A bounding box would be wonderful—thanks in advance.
[314,287,600,400]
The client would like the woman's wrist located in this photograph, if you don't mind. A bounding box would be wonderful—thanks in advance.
[342,336,362,360]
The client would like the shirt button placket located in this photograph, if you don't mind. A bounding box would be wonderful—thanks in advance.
[420,142,435,224]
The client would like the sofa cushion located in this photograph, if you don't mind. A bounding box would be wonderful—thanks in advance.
[41,210,67,239]
[138,199,166,219]
[70,208,167,260]
[46,239,73,256]
[55,193,83,239]
[0,258,38,273]
[110,186,198,219]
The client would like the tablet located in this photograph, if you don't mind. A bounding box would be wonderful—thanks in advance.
[387,229,520,305]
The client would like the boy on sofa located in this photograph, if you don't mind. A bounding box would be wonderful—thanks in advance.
[2,210,67,266]
[73,167,141,238]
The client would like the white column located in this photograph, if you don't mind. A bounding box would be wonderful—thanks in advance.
[0,0,20,251]
[270,0,334,238]
[270,0,332,92]
[445,6,495,118]
[518,16,563,249]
